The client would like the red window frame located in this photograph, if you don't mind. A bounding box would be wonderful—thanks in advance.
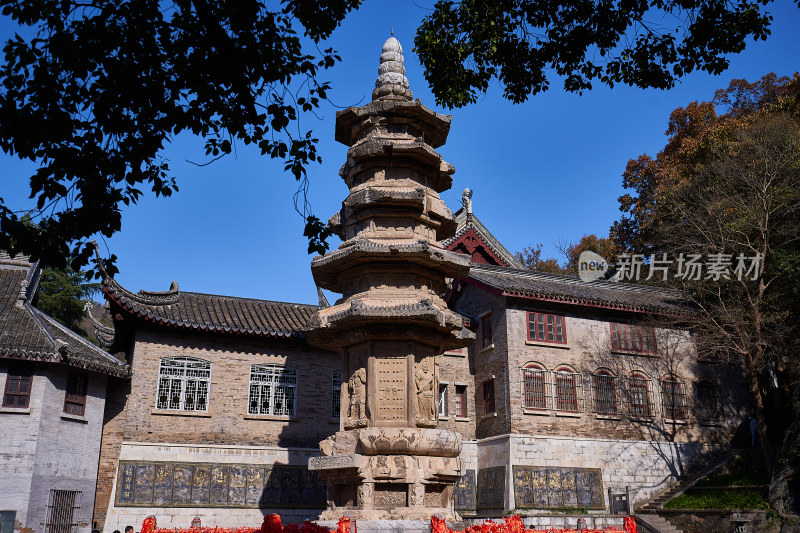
[610,323,657,354]
[554,367,579,412]
[454,385,467,417]
[3,362,34,408]
[522,364,548,409]
[482,379,495,414]
[64,373,88,416]
[660,376,687,419]
[592,371,618,414]
[481,313,493,348]
[627,373,652,417]
[527,312,567,344]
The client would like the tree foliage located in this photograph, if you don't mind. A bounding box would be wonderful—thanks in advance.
[515,243,565,274]
[37,264,100,336]
[516,234,618,275]
[611,73,800,516]
[414,0,775,108]
[0,0,359,273]
[0,0,791,276]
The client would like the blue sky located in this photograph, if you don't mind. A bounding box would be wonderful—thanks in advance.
[2,1,799,304]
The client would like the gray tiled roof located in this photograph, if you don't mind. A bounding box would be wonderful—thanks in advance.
[468,264,690,315]
[103,277,318,339]
[0,262,129,377]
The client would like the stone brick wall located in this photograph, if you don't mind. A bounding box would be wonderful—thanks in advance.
[506,434,711,508]
[503,302,750,443]
[1,361,108,533]
[94,329,341,531]
[437,349,475,439]
[452,286,509,439]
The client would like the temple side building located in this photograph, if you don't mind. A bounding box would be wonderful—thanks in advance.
[0,254,128,533]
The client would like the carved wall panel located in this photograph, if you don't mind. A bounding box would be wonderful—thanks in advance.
[114,461,325,508]
[477,467,505,509]
[513,466,604,510]
[373,483,407,508]
[454,469,476,510]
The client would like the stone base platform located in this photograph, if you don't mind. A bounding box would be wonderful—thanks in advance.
[316,519,448,533]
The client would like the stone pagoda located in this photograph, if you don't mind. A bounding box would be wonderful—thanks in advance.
[307,36,474,520]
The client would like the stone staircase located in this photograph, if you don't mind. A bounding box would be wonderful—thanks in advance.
[634,513,683,533]
[635,448,740,512]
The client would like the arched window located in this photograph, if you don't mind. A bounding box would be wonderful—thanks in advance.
[661,375,687,419]
[156,357,211,411]
[626,372,652,417]
[554,366,581,412]
[591,370,617,415]
[695,379,719,421]
[249,364,297,416]
[522,363,548,409]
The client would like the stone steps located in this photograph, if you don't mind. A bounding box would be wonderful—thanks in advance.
[635,448,740,512]
[635,513,683,533]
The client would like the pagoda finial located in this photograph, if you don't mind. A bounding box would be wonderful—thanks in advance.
[372,35,413,102]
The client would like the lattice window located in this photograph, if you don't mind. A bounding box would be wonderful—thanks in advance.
[248,364,297,417]
[439,383,448,417]
[64,373,87,416]
[522,365,548,409]
[156,357,211,411]
[331,371,342,419]
[527,312,567,344]
[661,375,687,419]
[695,379,720,421]
[591,371,618,415]
[611,323,657,354]
[554,367,582,412]
[43,489,81,533]
[626,373,653,417]
[3,362,33,408]
[454,385,467,417]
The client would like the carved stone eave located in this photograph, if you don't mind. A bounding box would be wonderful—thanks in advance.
[306,320,474,355]
[337,186,457,240]
[311,240,470,292]
[335,100,452,148]
[342,141,455,193]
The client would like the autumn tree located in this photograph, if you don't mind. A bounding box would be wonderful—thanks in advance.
[0,0,789,274]
[516,234,618,275]
[514,243,565,274]
[611,73,800,515]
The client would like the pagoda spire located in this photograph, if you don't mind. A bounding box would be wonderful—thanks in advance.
[307,36,471,521]
[372,35,413,101]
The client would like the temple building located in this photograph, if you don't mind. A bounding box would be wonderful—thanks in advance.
[0,253,129,533]
[2,36,752,533]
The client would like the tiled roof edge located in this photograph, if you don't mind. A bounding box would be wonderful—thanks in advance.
[443,211,523,269]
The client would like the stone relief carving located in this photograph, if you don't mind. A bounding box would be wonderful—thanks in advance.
[357,482,373,506]
[414,358,436,425]
[347,367,367,426]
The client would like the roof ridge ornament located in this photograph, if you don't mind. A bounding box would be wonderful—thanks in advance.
[16,279,28,308]
[462,188,473,214]
[372,35,413,102]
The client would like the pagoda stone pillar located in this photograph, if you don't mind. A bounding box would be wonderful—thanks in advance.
[307,36,474,521]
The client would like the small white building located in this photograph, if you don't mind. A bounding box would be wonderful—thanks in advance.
[0,253,128,533]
